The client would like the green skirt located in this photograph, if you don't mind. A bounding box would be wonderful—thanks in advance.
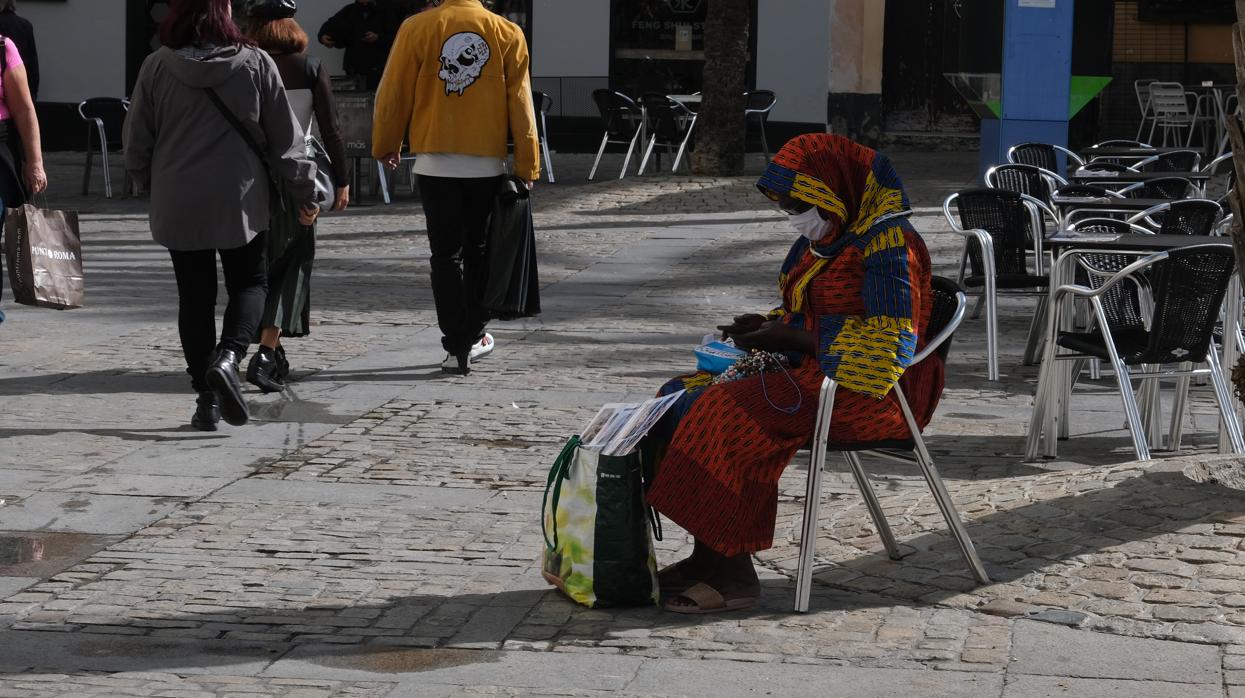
[261,201,315,338]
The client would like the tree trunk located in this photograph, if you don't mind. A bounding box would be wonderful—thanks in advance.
[691,0,750,176]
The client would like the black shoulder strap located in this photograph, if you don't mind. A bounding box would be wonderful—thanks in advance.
[203,86,272,177]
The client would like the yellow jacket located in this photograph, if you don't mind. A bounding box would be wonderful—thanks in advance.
[372,0,540,181]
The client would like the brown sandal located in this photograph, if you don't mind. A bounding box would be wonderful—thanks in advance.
[663,582,758,615]
[658,560,700,594]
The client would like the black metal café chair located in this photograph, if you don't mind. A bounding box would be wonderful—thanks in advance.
[1007,142,1085,173]
[1026,243,1245,462]
[943,189,1052,381]
[588,89,644,181]
[78,97,131,198]
[1118,176,1194,199]
[1133,149,1202,172]
[1200,152,1235,198]
[794,276,989,613]
[533,90,555,184]
[743,90,777,160]
[637,93,698,175]
[984,163,1065,220]
[1127,199,1223,236]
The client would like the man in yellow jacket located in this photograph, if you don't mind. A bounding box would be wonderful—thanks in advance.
[373,0,539,375]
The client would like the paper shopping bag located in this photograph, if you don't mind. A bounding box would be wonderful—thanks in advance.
[4,203,84,309]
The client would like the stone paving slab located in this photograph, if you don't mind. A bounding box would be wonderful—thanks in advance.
[0,673,394,698]
[1001,675,1222,698]
[1007,620,1220,683]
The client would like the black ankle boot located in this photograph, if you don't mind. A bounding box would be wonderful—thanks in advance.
[191,391,220,431]
[273,345,290,382]
[246,346,285,394]
[206,348,250,426]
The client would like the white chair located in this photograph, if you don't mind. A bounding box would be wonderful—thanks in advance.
[795,276,990,613]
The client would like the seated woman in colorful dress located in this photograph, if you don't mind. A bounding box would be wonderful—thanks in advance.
[647,133,945,614]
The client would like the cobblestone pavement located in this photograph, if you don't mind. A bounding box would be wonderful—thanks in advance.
[0,151,1243,696]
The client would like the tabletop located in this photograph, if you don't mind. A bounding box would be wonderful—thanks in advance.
[1080,146,1193,158]
[1046,233,1227,253]
[1068,170,1211,182]
[1050,197,1179,211]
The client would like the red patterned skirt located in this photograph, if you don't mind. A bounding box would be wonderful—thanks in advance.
[646,354,942,556]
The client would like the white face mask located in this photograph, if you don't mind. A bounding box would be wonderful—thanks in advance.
[788,207,833,241]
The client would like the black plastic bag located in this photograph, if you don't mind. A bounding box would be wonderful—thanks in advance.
[483,175,541,320]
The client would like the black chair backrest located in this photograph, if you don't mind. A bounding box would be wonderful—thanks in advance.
[954,188,1036,279]
[1082,162,1132,173]
[988,164,1053,205]
[1011,143,1057,172]
[1127,176,1192,199]
[1094,140,1149,148]
[532,90,552,136]
[640,93,694,143]
[927,276,962,362]
[1141,150,1200,172]
[1137,244,1236,364]
[591,89,642,139]
[80,97,129,147]
[1154,200,1221,236]
[744,90,776,113]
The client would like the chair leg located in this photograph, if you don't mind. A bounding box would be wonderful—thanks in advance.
[1167,364,1192,452]
[896,385,990,583]
[541,135,556,184]
[983,249,1000,381]
[795,379,836,614]
[588,133,609,181]
[621,130,641,180]
[81,127,94,196]
[842,452,902,561]
[1093,300,1150,460]
[376,160,392,205]
[760,116,771,162]
[673,117,696,173]
[637,135,658,177]
[1207,348,1245,454]
[1022,296,1048,366]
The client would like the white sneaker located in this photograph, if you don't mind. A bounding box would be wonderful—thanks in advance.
[441,352,470,375]
[469,333,495,361]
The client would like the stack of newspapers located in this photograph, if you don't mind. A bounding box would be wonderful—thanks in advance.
[579,390,686,456]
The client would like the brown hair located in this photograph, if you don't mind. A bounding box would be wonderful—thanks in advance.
[246,17,308,54]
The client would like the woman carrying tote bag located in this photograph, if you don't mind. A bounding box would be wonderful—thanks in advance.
[243,0,350,392]
[0,28,46,324]
[124,0,319,430]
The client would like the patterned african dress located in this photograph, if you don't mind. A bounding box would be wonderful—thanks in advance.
[645,135,945,557]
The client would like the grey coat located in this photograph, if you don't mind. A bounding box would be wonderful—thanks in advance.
[124,45,316,251]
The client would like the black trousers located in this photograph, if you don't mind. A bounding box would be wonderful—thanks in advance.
[168,233,267,393]
[417,174,499,355]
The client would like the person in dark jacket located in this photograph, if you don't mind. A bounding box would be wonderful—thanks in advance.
[317,0,399,88]
[0,1,37,100]
[243,0,351,392]
[124,0,319,431]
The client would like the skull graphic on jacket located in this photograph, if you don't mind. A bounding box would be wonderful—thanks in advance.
[438,32,492,96]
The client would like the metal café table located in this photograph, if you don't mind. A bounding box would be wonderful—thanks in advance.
[1027,233,1240,459]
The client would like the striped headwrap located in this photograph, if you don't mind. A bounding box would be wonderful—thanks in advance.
[757,134,911,243]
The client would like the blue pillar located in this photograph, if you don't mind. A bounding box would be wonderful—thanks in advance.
[980,0,1074,177]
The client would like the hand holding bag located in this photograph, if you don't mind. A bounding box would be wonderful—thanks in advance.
[4,202,84,309]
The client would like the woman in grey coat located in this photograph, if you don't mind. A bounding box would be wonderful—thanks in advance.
[125,0,319,431]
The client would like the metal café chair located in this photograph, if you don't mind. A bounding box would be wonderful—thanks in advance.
[78,97,131,198]
[1053,184,1125,227]
[533,90,556,184]
[1026,243,1245,462]
[944,189,1054,381]
[1118,176,1193,199]
[794,276,990,613]
[1147,82,1199,147]
[588,89,644,181]
[637,93,698,175]
[1127,199,1223,236]
[985,163,1067,214]
[1200,152,1235,198]
[743,89,777,161]
[1007,142,1085,174]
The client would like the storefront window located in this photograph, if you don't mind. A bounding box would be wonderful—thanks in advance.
[609,0,756,98]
